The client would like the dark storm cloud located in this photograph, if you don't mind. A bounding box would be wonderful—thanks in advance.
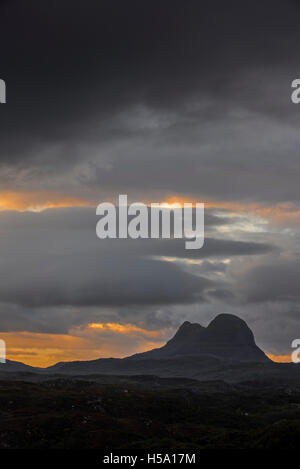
[1,1,300,202]
[0,206,236,231]
[143,237,274,260]
[237,257,300,303]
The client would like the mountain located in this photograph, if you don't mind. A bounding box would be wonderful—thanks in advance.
[128,314,270,362]
[0,314,290,382]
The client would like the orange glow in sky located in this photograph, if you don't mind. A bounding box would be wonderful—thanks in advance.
[87,322,162,338]
[1,323,168,367]
[0,190,299,227]
[267,353,292,363]
[164,195,300,225]
[0,324,291,367]
[0,191,92,211]
[0,194,296,368]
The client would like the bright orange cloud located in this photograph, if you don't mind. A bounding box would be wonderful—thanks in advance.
[87,322,162,338]
[0,191,92,211]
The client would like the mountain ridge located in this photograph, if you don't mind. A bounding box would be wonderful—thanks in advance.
[127,313,270,362]
[0,314,273,378]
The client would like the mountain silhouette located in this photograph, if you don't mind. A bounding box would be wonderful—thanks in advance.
[128,314,270,362]
[0,313,273,381]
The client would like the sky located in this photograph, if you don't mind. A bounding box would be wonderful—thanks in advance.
[0,0,300,366]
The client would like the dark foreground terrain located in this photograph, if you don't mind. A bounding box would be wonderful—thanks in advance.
[1,316,299,449]
[0,375,300,449]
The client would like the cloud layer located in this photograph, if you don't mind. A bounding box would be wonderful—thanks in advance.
[1,0,300,204]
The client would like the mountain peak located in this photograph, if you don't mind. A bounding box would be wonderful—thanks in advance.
[129,313,270,363]
[206,313,255,345]
[179,320,192,328]
[176,320,204,333]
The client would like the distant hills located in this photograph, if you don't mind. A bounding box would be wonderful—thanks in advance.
[1,314,298,383]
